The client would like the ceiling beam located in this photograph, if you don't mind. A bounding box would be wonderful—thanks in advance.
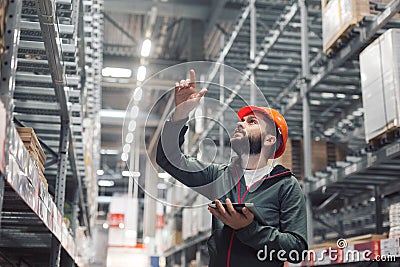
[103,0,241,21]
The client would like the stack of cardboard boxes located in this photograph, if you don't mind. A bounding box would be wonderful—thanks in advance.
[16,127,47,188]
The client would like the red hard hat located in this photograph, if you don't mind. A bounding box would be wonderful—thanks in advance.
[237,106,288,158]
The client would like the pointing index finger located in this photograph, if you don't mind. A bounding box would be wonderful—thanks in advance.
[189,69,196,88]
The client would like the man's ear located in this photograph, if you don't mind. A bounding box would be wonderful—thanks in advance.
[264,135,276,146]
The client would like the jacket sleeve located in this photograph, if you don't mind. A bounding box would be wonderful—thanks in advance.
[156,118,222,188]
[235,177,308,263]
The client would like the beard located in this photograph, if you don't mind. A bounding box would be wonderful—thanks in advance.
[230,132,262,155]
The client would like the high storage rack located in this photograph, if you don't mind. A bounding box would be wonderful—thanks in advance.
[0,0,103,265]
[160,0,400,266]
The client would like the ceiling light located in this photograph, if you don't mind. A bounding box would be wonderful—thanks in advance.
[336,93,346,98]
[321,92,335,98]
[128,120,137,131]
[97,169,104,176]
[310,100,321,105]
[102,67,132,78]
[257,64,269,70]
[352,95,360,99]
[141,39,152,57]
[122,171,141,177]
[133,87,143,101]
[98,180,115,187]
[103,222,109,229]
[137,66,147,81]
[121,152,129,161]
[100,109,126,119]
[157,183,167,190]
[119,223,125,229]
[100,149,119,155]
[158,172,170,179]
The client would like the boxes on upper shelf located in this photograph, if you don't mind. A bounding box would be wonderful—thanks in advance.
[360,29,400,144]
[16,127,46,173]
[278,139,347,179]
[322,0,370,53]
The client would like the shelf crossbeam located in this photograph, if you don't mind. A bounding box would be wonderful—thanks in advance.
[281,0,400,114]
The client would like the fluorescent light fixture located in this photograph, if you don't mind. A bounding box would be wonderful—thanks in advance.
[257,64,269,70]
[141,39,152,57]
[131,106,139,119]
[137,65,147,81]
[133,87,143,101]
[102,67,132,78]
[121,152,129,162]
[352,110,363,116]
[352,95,360,99]
[98,196,112,203]
[157,183,167,190]
[100,109,126,119]
[97,169,104,176]
[125,133,134,143]
[128,120,137,131]
[122,171,141,177]
[336,93,346,98]
[321,92,335,98]
[100,149,119,155]
[310,100,321,105]
[158,172,170,179]
[98,180,115,187]
[123,144,131,153]
[103,222,109,229]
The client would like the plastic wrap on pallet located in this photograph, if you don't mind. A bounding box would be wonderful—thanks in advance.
[360,29,400,143]
[322,0,370,53]
[0,100,6,173]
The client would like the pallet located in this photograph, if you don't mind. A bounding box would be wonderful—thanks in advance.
[368,125,400,148]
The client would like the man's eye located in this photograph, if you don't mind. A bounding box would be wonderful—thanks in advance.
[249,119,258,124]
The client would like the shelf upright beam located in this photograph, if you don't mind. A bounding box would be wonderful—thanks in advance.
[299,0,314,246]
[374,186,383,234]
[282,0,400,114]
[0,0,23,227]
[33,0,75,265]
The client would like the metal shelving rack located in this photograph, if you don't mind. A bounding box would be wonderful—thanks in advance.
[0,0,103,265]
[161,0,400,266]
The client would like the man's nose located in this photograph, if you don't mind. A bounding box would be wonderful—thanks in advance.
[236,121,245,128]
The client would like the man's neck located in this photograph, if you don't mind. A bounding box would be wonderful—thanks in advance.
[240,154,268,170]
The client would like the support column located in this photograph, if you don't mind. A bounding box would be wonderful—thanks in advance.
[299,0,314,246]
[250,0,256,105]
[188,20,204,61]
[374,186,383,234]
[0,0,22,227]
[50,122,70,267]
[143,159,157,238]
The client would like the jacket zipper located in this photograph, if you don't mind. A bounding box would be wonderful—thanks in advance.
[225,164,291,266]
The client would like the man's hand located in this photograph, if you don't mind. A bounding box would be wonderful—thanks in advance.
[208,199,254,230]
[173,69,207,121]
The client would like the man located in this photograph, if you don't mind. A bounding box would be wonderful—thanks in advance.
[156,69,307,267]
